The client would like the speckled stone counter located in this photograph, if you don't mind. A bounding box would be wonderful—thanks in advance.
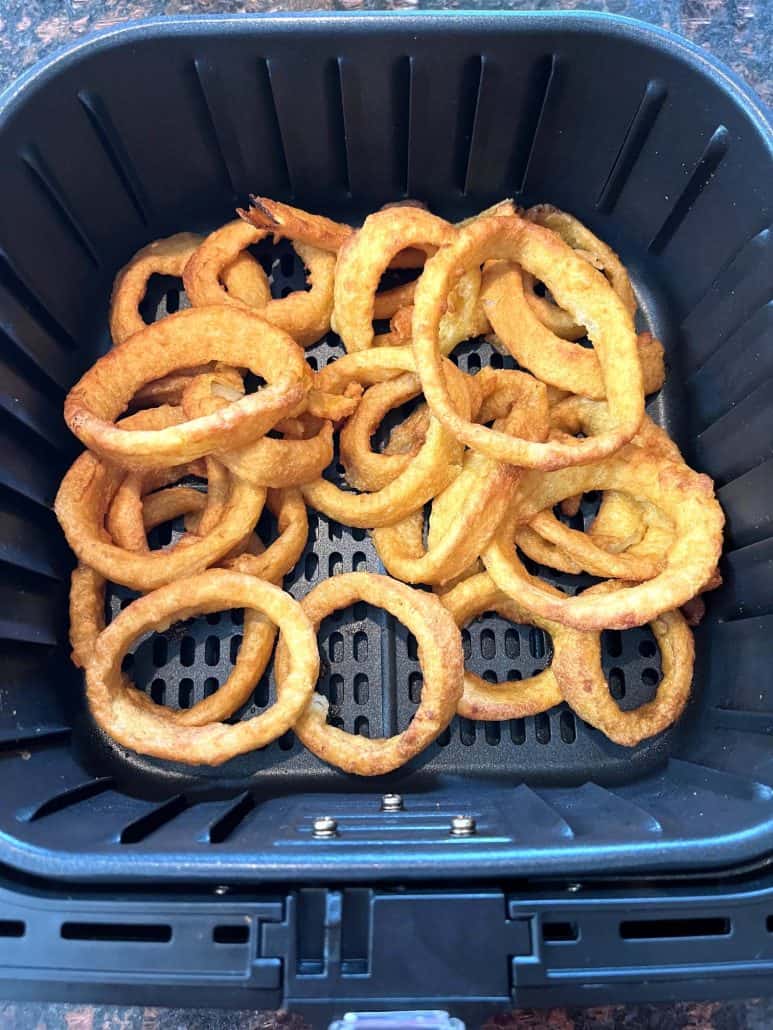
[0,2,769,1028]
[0,0,770,104]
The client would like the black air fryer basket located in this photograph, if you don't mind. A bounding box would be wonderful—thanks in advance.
[0,11,771,1018]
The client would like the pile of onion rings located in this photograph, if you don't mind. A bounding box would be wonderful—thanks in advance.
[55,197,724,771]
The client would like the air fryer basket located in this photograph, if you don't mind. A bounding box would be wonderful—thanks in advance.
[0,12,770,884]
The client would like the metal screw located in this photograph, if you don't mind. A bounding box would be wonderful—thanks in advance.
[214,885,229,896]
[381,793,404,812]
[449,814,476,837]
[312,815,338,839]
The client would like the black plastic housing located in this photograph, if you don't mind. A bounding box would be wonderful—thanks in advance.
[0,12,770,898]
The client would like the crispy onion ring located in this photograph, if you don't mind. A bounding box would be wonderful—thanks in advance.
[57,449,265,592]
[70,486,279,727]
[523,506,667,581]
[95,484,304,727]
[372,448,517,585]
[302,350,473,529]
[232,203,420,321]
[109,232,270,345]
[412,215,644,469]
[551,395,683,463]
[585,490,646,552]
[64,306,310,469]
[273,573,463,775]
[372,280,418,322]
[372,373,547,585]
[332,208,481,354]
[339,373,427,492]
[552,584,694,746]
[183,219,336,347]
[512,399,683,579]
[222,487,308,583]
[240,196,427,269]
[84,571,319,765]
[522,205,637,340]
[514,523,585,576]
[383,403,430,457]
[482,262,665,399]
[483,442,724,630]
[530,398,681,572]
[106,457,229,553]
[142,485,207,529]
[56,406,266,592]
[104,391,245,549]
[130,365,221,410]
[515,489,655,576]
[70,565,108,670]
[181,372,334,487]
[440,572,569,720]
[370,204,515,331]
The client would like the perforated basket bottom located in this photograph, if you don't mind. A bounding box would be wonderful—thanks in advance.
[78,240,672,799]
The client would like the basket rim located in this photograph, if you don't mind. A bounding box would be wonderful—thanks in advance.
[0,11,770,149]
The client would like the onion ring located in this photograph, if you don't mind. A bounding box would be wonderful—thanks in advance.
[339,372,427,492]
[106,458,228,553]
[70,487,280,727]
[586,490,646,552]
[273,572,463,775]
[64,306,310,469]
[109,232,270,345]
[552,584,694,746]
[372,372,548,585]
[302,351,474,529]
[483,443,724,630]
[524,506,667,581]
[181,372,334,487]
[440,572,571,720]
[130,364,221,410]
[482,261,664,399]
[412,215,644,469]
[332,208,481,354]
[84,571,319,765]
[183,219,336,347]
[77,478,305,728]
[222,487,308,584]
[522,205,637,340]
[240,196,427,269]
[55,406,266,592]
[142,485,207,529]
[516,489,652,576]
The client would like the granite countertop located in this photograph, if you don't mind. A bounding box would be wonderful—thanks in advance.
[0,2,769,1029]
[0,0,771,105]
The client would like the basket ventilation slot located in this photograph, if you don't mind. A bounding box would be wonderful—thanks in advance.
[0,251,77,354]
[515,53,558,195]
[119,795,189,844]
[20,146,100,266]
[193,58,247,201]
[77,90,150,224]
[61,922,172,943]
[619,917,731,939]
[23,778,114,822]
[596,79,667,213]
[648,126,729,255]
[0,921,25,938]
[206,792,256,844]
[542,920,578,942]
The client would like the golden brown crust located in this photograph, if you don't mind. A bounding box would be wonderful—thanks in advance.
[64,306,311,469]
[84,571,320,765]
[274,573,463,775]
[413,215,645,469]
